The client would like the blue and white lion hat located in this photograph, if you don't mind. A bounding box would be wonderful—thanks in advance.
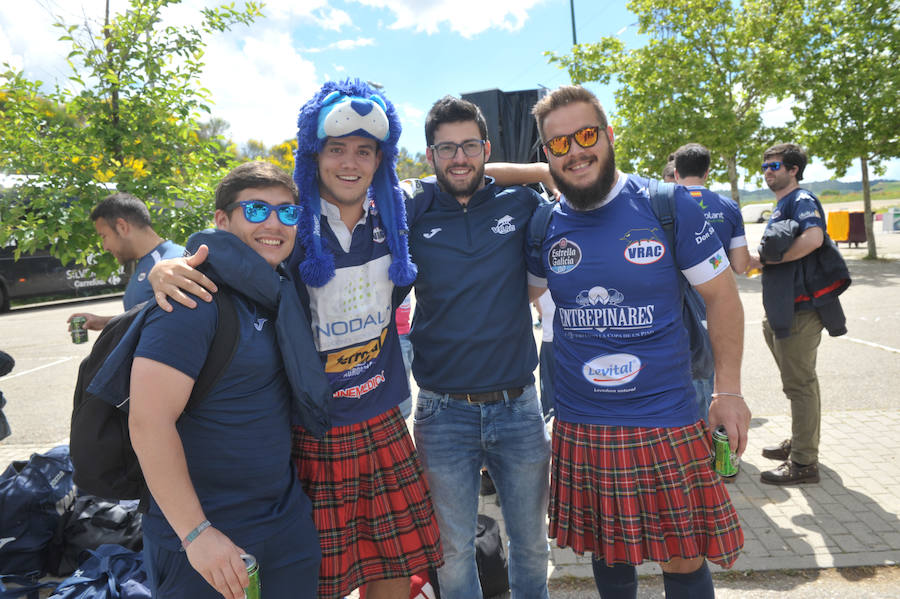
[293,78,416,287]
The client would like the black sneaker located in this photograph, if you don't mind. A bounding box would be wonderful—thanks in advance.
[760,460,819,485]
[761,439,791,460]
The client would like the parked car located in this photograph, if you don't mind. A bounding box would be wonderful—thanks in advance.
[741,201,774,223]
[0,241,125,312]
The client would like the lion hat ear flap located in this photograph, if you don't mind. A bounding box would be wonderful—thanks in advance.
[293,78,416,288]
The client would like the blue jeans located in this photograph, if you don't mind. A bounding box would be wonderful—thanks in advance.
[692,373,714,423]
[414,384,551,599]
[398,333,414,418]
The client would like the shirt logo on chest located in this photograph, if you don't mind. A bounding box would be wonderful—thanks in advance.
[253,318,268,331]
[491,215,516,235]
[423,228,442,239]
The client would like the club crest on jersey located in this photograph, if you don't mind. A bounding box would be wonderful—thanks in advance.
[620,227,665,265]
[491,215,516,235]
[372,225,386,243]
[548,237,582,274]
[582,353,643,387]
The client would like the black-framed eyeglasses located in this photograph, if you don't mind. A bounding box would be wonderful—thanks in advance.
[543,125,600,157]
[228,200,301,226]
[761,161,783,173]
[430,139,486,160]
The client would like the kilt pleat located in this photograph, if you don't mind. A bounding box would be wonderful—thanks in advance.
[549,419,743,568]
[293,407,443,598]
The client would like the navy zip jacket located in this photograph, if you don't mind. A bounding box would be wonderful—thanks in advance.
[760,220,850,339]
[402,176,540,394]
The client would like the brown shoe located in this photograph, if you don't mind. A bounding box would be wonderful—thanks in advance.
[761,439,791,460]
[760,460,819,485]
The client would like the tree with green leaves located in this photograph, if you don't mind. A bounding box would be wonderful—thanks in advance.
[545,0,804,203]
[396,148,432,181]
[0,0,261,275]
[790,0,899,259]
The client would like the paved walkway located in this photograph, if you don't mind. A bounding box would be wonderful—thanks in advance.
[472,408,900,581]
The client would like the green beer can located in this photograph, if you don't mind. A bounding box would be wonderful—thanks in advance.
[712,425,739,477]
[241,554,261,599]
[69,316,88,344]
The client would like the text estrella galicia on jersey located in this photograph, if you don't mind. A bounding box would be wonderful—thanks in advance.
[548,237,582,274]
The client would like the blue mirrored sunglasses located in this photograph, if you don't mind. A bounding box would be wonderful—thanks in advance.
[229,200,300,226]
[761,161,783,173]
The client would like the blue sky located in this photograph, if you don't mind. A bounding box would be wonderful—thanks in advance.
[2,0,896,183]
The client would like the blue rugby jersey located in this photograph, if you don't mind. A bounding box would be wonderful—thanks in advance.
[526,174,730,427]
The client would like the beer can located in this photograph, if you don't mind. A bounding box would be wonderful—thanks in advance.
[69,316,88,344]
[712,425,739,477]
[241,554,261,599]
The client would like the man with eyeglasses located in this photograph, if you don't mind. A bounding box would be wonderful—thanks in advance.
[747,143,850,486]
[400,95,552,599]
[120,161,327,598]
[527,86,749,599]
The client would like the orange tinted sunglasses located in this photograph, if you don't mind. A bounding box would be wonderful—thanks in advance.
[544,126,600,157]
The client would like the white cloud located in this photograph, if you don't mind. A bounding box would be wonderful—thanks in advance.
[350,0,543,38]
[395,101,426,152]
[304,37,375,53]
[202,30,320,146]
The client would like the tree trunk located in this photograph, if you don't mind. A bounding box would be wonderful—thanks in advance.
[860,155,877,259]
[726,155,740,204]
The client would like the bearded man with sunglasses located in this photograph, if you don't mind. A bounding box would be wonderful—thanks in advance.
[399,95,552,599]
[527,86,749,599]
[747,143,849,486]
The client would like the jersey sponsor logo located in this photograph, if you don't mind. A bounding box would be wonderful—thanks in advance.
[619,227,666,266]
[709,254,724,270]
[316,306,391,340]
[623,239,665,265]
[796,209,821,220]
[333,370,386,399]
[372,226,386,244]
[694,221,716,245]
[704,210,725,222]
[324,328,389,373]
[423,228,442,239]
[400,178,425,198]
[692,191,704,199]
[548,238,582,274]
[582,353,643,387]
[253,318,268,331]
[491,215,516,235]
[558,287,655,333]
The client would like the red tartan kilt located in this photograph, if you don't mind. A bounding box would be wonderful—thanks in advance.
[292,407,443,599]
[549,419,743,569]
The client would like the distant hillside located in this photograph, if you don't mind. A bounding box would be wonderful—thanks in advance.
[737,179,900,203]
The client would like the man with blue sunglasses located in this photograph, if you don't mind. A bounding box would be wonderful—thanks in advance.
[747,143,850,486]
[122,161,328,599]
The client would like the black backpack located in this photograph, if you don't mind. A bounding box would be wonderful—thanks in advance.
[526,179,715,379]
[68,291,239,505]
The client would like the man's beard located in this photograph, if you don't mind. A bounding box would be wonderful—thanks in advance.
[435,162,485,200]
[549,145,617,211]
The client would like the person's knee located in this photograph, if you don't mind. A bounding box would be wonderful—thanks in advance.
[660,556,706,574]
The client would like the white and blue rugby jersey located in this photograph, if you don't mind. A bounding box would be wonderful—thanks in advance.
[526,174,730,427]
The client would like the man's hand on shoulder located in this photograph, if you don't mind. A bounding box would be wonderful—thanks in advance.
[148,244,216,312]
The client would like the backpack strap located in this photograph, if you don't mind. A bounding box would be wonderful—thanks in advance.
[186,289,239,410]
[648,178,677,258]
[526,199,557,263]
